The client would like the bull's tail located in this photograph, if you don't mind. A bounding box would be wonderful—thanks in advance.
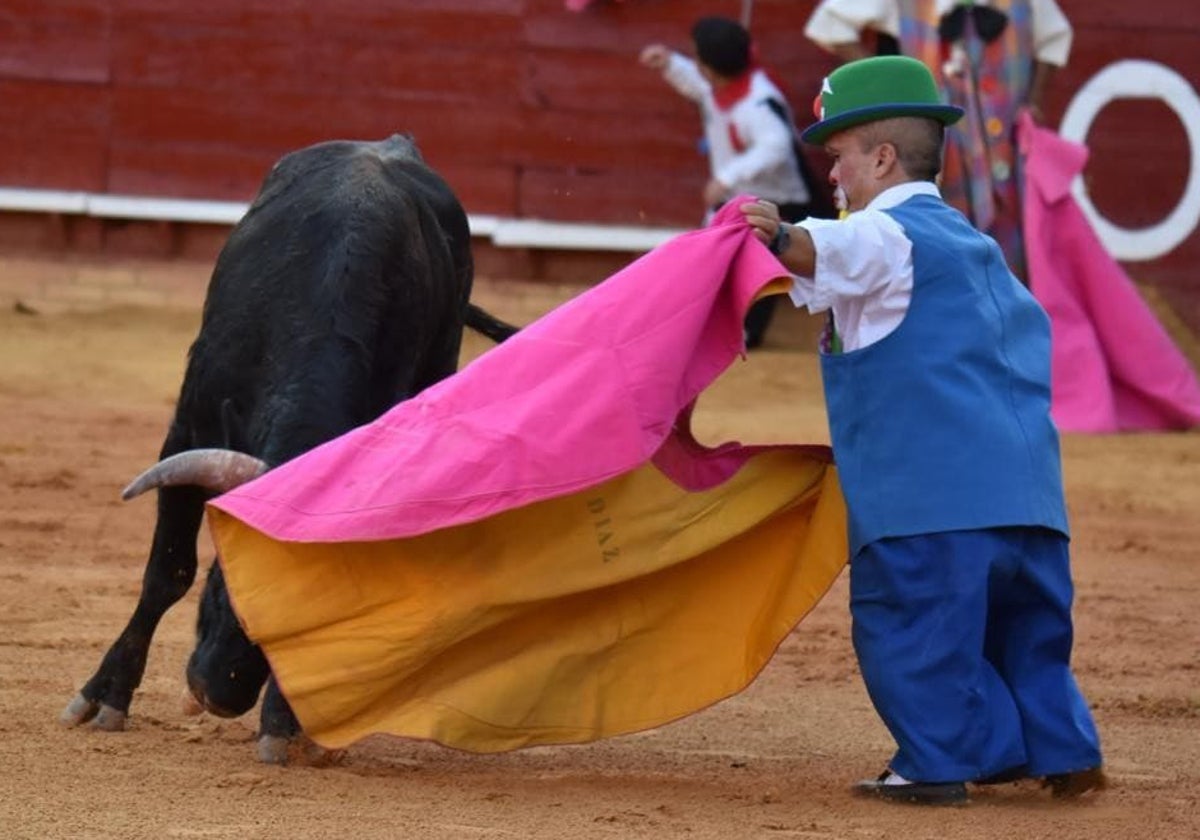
[465,303,520,344]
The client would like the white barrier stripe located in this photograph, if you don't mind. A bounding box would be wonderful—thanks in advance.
[0,187,687,254]
[0,187,88,214]
[491,219,683,251]
[85,195,249,225]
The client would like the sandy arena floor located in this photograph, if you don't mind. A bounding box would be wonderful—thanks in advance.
[1,276,1198,839]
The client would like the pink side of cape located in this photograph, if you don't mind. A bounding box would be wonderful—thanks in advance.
[1019,112,1200,433]
[208,198,819,543]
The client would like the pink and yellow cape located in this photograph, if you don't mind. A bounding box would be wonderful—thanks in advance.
[206,199,848,753]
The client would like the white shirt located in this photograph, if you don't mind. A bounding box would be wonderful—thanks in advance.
[804,0,1073,66]
[660,54,811,205]
[789,182,943,351]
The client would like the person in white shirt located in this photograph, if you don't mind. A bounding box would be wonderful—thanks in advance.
[640,16,832,347]
[803,0,1073,283]
[804,0,1072,120]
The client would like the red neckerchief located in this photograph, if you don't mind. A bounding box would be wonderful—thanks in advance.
[713,65,755,112]
[713,64,756,153]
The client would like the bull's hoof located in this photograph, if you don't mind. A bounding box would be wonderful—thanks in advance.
[256,733,343,767]
[257,734,291,765]
[91,704,128,731]
[60,695,128,731]
[60,693,99,726]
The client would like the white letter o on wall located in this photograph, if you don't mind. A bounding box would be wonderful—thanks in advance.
[1060,59,1200,262]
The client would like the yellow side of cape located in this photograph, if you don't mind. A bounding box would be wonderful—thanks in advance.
[209,450,847,752]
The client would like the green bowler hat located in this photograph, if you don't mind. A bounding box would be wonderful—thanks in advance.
[801,55,964,145]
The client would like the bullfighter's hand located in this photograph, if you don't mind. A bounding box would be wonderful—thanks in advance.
[639,45,670,71]
[740,199,816,275]
[739,198,781,246]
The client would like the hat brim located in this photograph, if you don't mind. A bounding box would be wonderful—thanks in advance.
[801,103,964,145]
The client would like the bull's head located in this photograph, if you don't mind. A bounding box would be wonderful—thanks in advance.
[186,563,270,717]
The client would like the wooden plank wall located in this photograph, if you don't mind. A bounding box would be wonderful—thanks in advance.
[0,0,1197,333]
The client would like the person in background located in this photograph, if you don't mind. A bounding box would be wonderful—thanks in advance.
[640,16,832,347]
[804,0,1072,283]
[739,54,1105,806]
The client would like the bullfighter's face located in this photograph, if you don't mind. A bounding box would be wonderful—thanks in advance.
[186,562,270,717]
[826,125,892,214]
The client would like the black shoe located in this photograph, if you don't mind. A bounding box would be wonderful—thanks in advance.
[852,770,968,805]
[973,765,1028,785]
[1042,766,1108,798]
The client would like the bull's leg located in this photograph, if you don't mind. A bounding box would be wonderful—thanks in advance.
[61,482,206,730]
[256,676,341,765]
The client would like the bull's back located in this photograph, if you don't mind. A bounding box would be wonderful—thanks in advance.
[175,137,474,461]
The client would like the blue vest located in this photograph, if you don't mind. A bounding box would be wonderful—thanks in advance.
[820,194,1068,556]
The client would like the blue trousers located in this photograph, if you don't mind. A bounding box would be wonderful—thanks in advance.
[850,527,1102,783]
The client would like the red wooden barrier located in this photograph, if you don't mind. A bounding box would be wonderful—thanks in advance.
[0,0,1195,337]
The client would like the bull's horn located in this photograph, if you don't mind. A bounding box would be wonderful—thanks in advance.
[121,449,269,500]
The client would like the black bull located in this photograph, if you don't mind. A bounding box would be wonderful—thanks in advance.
[61,135,518,763]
